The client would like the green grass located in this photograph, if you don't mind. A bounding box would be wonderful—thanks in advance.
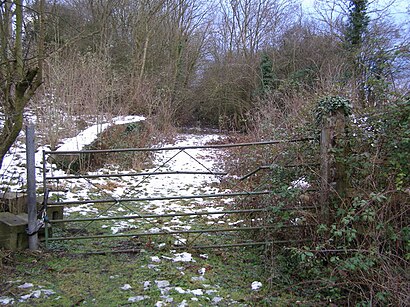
[2,196,306,306]
[2,245,281,306]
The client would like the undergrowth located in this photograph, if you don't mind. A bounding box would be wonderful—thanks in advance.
[226,96,410,305]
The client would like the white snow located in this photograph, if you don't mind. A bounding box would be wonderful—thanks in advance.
[191,289,204,296]
[16,288,55,302]
[18,282,34,289]
[143,281,151,290]
[191,276,205,281]
[290,177,310,190]
[20,290,42,301]
[120,284,132,290]
[151,256,161,263]
[128,296,149,302]
[155,280,170,288]
[172,252,195,262]
[0,114,253,305]
[174,287,186,294]
[0,115,145,192]
[56,116,145,152]
[0,297,14,305]
[251,281,262,291]
[41,289,56,296]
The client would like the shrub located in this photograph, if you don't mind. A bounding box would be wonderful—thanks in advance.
[224,96,409,305]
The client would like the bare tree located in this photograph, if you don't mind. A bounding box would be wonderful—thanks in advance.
[218,0,296,57]
[0,0,44,169]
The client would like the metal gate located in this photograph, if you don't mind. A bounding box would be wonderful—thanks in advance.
[42,136,318,253]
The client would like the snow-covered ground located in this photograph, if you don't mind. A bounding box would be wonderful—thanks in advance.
[1,115,265,306]
[1,112,231,235]
[0,114,273,306]
[0,115,145,192]
[50,131,230,237]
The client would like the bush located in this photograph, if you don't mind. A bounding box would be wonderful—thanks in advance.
[291,99,410,305]
[224,97,409,305]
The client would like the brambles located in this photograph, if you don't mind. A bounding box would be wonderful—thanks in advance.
[222,95,409,305]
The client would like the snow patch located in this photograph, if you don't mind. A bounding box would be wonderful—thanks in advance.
[128,296,149,302]
[0,297,14,305]
[155,280,170,288]
[151,256,161,263]
[56,116,145,152]
[172,252,195,262]
[143,281,151,290]
[191,289,204,296]
[251,281,262,291]
[120,284,132,291]
[178,300,188,307]
[290,177,310,190]
[174,287,186,294]
[18,282,34,289]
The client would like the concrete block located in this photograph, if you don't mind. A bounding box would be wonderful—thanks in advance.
[0,212,28,250]
[0,192,27,214]
[46,205,64,221]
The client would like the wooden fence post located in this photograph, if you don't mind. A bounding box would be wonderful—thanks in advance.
[26,124,38,250]
[320,114,331,225]
[320,108,347,224]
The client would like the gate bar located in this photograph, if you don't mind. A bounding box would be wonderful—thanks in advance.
[46,137,315,155]
[46,170,228,180]
[45,224,315,241]
[49,206,316,223]
[47,190,273,206]
[71,239,314,255]
[175,239,313,249]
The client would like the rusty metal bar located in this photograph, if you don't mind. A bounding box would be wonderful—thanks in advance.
[240,164,320,181]
[44,226,270,241]
[46,170,228,180]
[75,249,142,255]
[175,239,313,249]
[240,167,264,181]
[49,208,265,223]
[71,238,314,254]
[49,206,316,224]
[47,190,272,206]
[44,224,315,241]
[283,163,320,168]
[45,137,316,155]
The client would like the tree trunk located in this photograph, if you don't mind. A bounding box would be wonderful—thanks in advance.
[0,0,43,169]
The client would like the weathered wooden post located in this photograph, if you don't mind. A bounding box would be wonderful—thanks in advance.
[333,110,348,200]
[320,114,331,225]
[318,97,350,225]
[26,124,38,250]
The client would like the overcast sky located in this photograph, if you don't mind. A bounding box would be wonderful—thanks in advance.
[301,0,409,21]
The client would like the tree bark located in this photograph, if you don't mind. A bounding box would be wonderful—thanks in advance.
[0,0,43,169]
